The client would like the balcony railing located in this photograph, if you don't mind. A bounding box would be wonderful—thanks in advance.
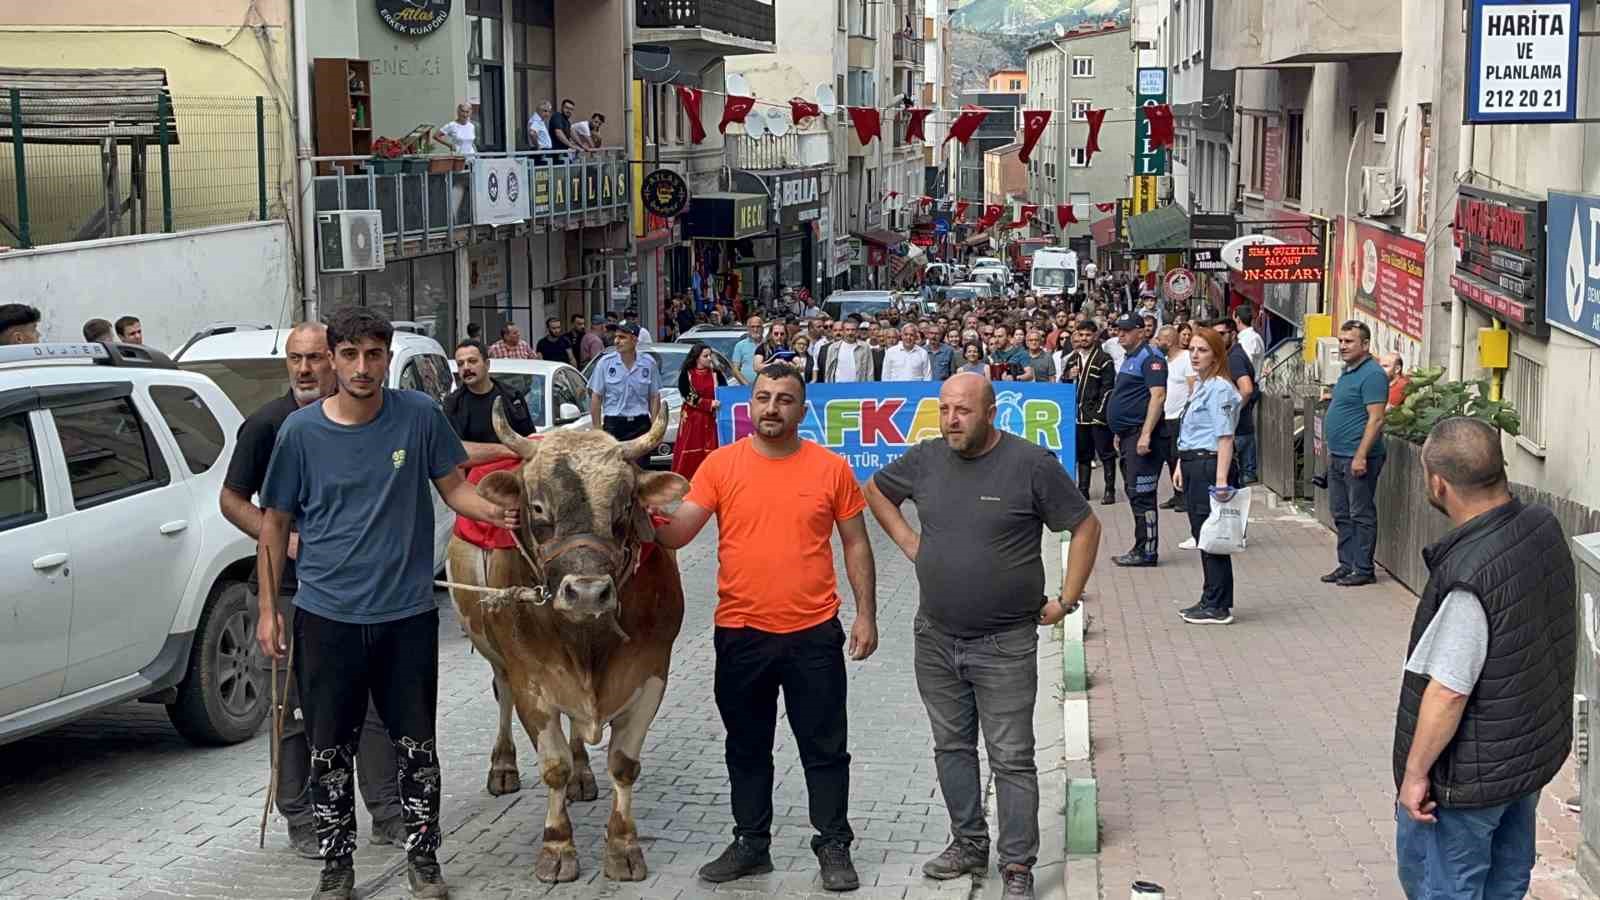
[725,133,804,171]
[312,149,629,249]
[636,0,775,44]
[893,34,924,66]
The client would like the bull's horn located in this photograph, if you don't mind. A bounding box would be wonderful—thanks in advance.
[617,410,668,461]
[493,397,537,459]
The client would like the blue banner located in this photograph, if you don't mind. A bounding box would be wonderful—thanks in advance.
[1546,190,1600,346]
[714,381,1078,479]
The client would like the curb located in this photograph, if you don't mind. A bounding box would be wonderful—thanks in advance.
[1047,531,1100,872]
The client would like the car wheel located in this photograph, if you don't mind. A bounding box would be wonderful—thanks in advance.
[167,580,269,745]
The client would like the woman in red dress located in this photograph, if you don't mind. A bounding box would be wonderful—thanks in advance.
[671,342,724,480]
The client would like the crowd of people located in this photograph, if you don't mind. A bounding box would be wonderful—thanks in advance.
[0,303,145,348]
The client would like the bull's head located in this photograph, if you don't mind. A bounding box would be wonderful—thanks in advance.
[476,400,689,625]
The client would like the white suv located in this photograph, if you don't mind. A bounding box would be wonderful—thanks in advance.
[0,342,266,745]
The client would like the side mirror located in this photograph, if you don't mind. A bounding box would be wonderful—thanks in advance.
[556,402,582,423]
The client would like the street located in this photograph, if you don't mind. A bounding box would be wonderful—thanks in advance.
[0,495,1590,900]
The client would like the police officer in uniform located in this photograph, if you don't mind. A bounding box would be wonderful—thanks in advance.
[1105,313,1167,567]
[587,322,662,441]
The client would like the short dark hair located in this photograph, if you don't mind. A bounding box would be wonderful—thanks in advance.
[591,112,606,124]
[83,318,113,342]
[1074,319,1099,334]
[325,307,393,350]
[546,316,561,328]
[0,303,41,336]
[1340,320,1371,342]
[1209,316,1234,332]
[114,315,140,338]
[754,362,806,399]
[465,322,483,339]
[561,98,575,107]
[1423,417,1508,496]
[1232,303,1254,324]
[454,338,489,360]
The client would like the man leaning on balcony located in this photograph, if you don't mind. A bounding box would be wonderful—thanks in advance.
[528,100,554,164]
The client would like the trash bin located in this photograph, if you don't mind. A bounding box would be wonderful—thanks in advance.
[1573,533,1600,891]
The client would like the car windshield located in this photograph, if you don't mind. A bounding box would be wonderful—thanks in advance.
[940,287,979,301]
[178,359,289,418]
[1032,269,1070,288]
[493,373,546,425]
[689,333,743,359]
[823,300,893,319]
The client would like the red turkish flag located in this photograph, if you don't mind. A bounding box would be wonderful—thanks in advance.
[1144,103,1175,149]
[944,104,990,145]
[1057,204,1078,228]
[1095,202,1116,213]
[978,203,1003,228]
[789,97,821,126]
[675,86,707,144]
[1020,204,1038,224]
[719,95,757,133]
[1018,110,1051,164]
[1085,108,1107,163]
[918,195,933,210]
[848,106,881,145]
[885,190,900,201]
[955,200,970,222]
[904,108,932,142]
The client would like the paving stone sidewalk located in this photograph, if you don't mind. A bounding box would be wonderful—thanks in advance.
[0,513,1069,900]
[1080,487,1591,900]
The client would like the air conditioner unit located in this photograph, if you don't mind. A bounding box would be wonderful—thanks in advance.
[317,210,385,273]
[1359,166,1395,217]
[1315,336,1343,386]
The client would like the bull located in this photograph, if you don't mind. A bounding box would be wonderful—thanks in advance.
[445,403,688,883]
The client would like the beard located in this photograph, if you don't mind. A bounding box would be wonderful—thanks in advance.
[291,384,323,405]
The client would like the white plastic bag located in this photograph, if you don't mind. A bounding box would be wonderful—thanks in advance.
[1197,486,1251,555]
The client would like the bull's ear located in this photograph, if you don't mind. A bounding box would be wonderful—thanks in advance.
[476,470,524,510]
[636,470,690,509]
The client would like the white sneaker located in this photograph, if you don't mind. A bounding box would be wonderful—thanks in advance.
[1178,537,1198,550]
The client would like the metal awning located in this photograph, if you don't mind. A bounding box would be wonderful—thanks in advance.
[0,67,177,145]
[1127,205,1190,253]
[853,229,905,247]
[962,232,991,247]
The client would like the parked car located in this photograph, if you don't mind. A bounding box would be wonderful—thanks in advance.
[952,280,1000,301]
[821,290,897,322]
[679,325,756,368]
[1,342,268,746]
[444,358,593,435]
[580,342,738,468]
[174,325,456,572]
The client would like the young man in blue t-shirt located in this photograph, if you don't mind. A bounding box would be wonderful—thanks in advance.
[257,309,519,900]
[1322,320,1389,587]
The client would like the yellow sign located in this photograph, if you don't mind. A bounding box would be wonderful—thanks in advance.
[1132,175,1158,214]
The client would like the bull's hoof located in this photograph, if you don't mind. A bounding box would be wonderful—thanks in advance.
[603,843,648,881]
[565,768,599,802]
[486,766,521,796]
[534,843,579,883]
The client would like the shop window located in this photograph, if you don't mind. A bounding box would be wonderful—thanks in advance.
[365,259,413,323]
[413,253,457,349]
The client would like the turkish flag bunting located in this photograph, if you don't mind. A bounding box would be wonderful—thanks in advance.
[1057,204,1078,228]
[955,200,970,222]
[885,190,900,201]
[789,97,821,125]
[918,195,933,210]
[1018,110,1051,164]
[848,106,881,145]
[944,104,990,145]
[1020,204,1038,224]
[675,87,707,144]
[1085,108,1107,163]
[978,203,1003,228]
[719,95,756,133]
[1144,103,1175,149]
[1095,202,1117,213]
[904,108,932,142]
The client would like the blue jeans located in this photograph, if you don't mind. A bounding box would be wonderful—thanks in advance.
[1395,791,1538,900]
[1328,453,1384,577]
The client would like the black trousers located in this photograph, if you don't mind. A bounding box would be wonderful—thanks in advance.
[603,414,652,442]
[1181,454,1241,611]
[713,618,854,852]
[1074,423,1117,495]
[294,607,441,860]
[1118,427,1165,557]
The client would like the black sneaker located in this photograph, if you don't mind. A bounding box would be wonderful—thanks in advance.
[815,841,860,892]
[1320,566,1351,583]
[1002,865,1036,898]
[371,814,407,847]
[1337,573,1377,587]
[1177,604,1206,619]
[287,821,321,859]
[310,855,355,900]
[922,839,988,880]
[1182,607,1234,625]
[1112,552,1158,568]
[406,850,450,899]
[1160,496,1184,510]
[699,839,774,884]
[1101,492,1117,505]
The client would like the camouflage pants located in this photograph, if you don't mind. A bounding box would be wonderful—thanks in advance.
[293,607,443,860]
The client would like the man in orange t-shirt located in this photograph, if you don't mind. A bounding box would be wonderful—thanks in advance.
[655,363,879,894]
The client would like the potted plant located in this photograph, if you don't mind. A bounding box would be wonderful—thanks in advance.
[370,137,407,175]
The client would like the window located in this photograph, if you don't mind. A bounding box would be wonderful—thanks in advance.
[466,2,507,153]
[1010,79,1022,90]
[848,0,872,36]
[0,413,44,531]
[1249,116,1266,193]
[149,386,225,475]
[1513,351,1545,453]
[1416,103,1433,233]
[1070,100,1091,121]
[400,355,451,407]
[847,68,876,107]
[1373,103,1389,143]
[1071,57,1094,78]
[1349,105,1359,137]
[1175,132,1190,166]
[1284,110,1304,202]
[552,370,588,423]
[512,0,555,151]
[1069,147,1087,167]
[54,398,169,509]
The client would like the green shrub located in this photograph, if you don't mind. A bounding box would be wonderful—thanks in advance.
[1383,367,1521,445]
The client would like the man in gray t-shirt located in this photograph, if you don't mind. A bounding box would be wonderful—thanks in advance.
[865,373,1102,900]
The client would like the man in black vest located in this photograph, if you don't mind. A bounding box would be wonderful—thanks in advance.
[1393,417,1575,899]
